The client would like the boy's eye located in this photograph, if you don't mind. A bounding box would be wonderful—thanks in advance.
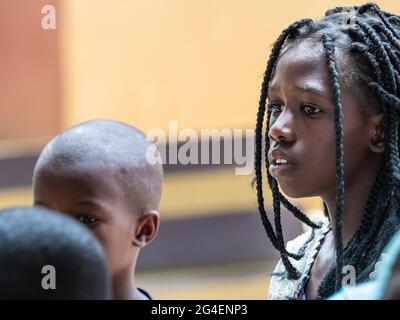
[302,104,322,115]
[78,214,98,225]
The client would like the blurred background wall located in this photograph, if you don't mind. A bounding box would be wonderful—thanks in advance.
[0,0,398,299]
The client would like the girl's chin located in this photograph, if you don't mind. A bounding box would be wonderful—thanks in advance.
[281,191,305,199]
[277,183,309,199]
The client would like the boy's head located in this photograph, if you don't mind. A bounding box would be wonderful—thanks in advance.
[0,206,110,299]
[32,119,163,279]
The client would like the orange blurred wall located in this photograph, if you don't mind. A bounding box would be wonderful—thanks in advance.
[0,0,60,140]
[60,0,400,133]
[0,0,399,140]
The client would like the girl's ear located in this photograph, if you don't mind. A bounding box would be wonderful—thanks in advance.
[368,113,385,154]
[132,210,160,248]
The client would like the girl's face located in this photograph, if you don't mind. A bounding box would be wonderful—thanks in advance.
[267,39,383,199]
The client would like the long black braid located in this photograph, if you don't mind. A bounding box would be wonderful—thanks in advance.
[255,2,400,298]
[255,18,321,279]
[321,33,345,292]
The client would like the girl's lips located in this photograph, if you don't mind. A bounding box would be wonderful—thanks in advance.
[269,162,296,177]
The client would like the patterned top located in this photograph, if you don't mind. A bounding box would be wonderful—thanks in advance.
[268,217,386,300]
[268,217,331,300]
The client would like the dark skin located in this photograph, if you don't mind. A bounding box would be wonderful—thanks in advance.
[33,161,159,300]
[267,39,385,299]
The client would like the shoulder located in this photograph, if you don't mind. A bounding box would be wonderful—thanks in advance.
[268,217,331,300]
[286,217,330,252]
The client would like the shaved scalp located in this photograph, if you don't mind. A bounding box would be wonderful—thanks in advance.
[33,119,163,213]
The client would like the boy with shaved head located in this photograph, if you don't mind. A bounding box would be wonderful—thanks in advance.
[33,119,163,300]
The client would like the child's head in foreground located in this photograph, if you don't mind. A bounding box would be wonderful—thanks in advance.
[0,206,110,299]
[254,2,400,298]
[32,119,163,300]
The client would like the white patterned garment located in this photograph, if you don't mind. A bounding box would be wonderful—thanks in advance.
[268,217,331,300]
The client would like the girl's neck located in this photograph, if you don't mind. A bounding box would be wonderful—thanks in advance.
[323,195,364,246]
[322,157,382,245]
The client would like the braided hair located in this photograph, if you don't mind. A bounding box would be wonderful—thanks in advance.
[255,2,400,299]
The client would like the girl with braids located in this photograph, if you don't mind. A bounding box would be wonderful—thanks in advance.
[254,2,400,300]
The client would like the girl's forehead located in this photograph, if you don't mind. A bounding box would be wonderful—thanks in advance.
[279,38,325,61]
[271,41,329,86]
[277,37,354,81]
[269,38,379,117]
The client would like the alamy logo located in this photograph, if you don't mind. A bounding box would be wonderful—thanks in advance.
[41,265,56,290]
[145,121,255,176]
[341,8,357,28]
[41,5,56,30]
[342,265,356,286]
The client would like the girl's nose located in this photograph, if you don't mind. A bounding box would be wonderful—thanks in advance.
[268,111,296,143]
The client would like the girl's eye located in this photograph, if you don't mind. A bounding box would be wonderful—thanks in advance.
[78,214,98,225]
[302,104,322,116]
[268,103,283,115]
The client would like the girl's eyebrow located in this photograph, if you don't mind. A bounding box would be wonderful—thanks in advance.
[267,84,279,94]
[295,84,329,99]
[268,83,329,100]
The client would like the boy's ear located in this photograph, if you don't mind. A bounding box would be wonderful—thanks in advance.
[368,113,385,153]
[132,210,160,248]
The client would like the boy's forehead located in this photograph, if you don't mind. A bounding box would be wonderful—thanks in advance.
[41,157,119,175]
[33,160,136,210]
[35,160,124,193]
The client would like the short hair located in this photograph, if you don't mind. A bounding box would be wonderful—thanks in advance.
[0,206,111,299]
[33,119,163,214]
